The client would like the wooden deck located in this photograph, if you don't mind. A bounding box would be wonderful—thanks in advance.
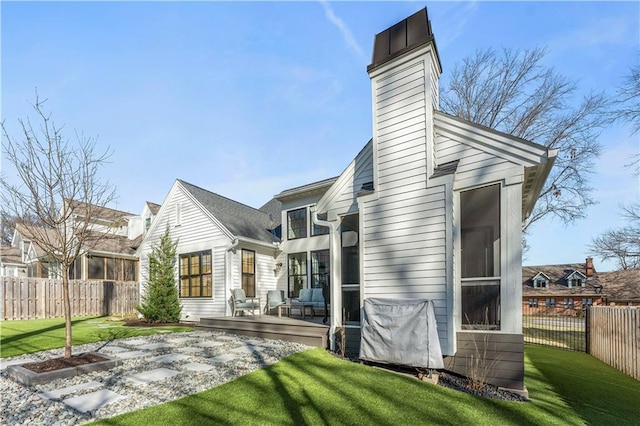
[196,315,330,348]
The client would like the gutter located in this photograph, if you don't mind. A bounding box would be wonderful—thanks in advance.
[310,205,337,352]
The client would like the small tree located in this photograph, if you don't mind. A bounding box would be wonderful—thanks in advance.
[1,95,115,358]
[137,227,182,323]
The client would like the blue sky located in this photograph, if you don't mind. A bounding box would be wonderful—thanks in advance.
[1,1,638,271]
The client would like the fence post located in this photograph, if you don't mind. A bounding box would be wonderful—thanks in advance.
[585,306,590,354]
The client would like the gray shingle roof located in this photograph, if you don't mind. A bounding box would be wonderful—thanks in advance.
[178,180,278,244]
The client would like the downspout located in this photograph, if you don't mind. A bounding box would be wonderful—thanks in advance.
[310,206,338,351]
[225,238,240,316]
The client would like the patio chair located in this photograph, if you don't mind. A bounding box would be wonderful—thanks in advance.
[266,290,286,314]
[231,288,261,317]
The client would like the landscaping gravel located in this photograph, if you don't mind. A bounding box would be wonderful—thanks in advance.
[0,331,310,425]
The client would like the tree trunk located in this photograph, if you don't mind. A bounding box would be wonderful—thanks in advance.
[62,270,73,358]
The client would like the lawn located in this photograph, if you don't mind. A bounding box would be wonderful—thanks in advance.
[92,345,640,426]
[0,316,193,358]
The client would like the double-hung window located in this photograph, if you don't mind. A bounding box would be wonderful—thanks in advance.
[241,249,256,297]
[179,250,212,298]
[311,250,330,288]
[460,184,501,330]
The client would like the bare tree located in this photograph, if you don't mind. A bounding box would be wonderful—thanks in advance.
[1,96,115,358]
[590,203,640,270]
[611,64,640,134]
[441,47,609,232]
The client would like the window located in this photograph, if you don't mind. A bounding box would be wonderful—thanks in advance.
[288,253,307,298]
[460,184,501,329]
[312,212,329,236]
[179,250,212,298]
[89,256,105,280]
[534,279,548,288]
[546,298,556,308]
[145,217,151,231]
[528,298,538,308]
[311,250,330,288]
[563,298,574,309]
[582,298,593,307]
[241,249,256,297]
[569,278,583,288]
[175,204,182,227]
[123,259,137,282]
[341,214,360,324]
[287,208,307,240]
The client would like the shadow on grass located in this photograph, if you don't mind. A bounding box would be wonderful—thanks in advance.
[95,348,554,426]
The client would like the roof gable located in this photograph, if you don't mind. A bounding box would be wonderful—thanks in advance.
[178,180,276,244]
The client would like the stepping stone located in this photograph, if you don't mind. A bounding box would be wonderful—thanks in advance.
[216,336,235,341]
[192,332,215,338]
[181,362,215,372]
[124,368,180,386]
[138,342,172,350]
[166,337,192,345]
[195,341,225,348]
[63,389,125,413]
[39,381,102,401]
[178,347,204,354]
[123,339,148,346]
[0,358,37,370]
[245,339,265,345]
[113,350,148,360]
[100,346,129,353]
[231,345,262,354]
[149,353,191,363]
[208,354,239,364]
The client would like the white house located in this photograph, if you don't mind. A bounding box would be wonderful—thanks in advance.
[136,180,280,320]
[272,8,556,390]
[137,8,556,391]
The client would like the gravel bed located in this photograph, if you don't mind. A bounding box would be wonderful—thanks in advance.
[0,331,310,425]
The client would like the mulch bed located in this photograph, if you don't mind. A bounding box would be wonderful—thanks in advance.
[21,353,108,374]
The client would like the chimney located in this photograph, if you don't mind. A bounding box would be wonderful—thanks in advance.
[586,257,594,277]
[367,8,442,189]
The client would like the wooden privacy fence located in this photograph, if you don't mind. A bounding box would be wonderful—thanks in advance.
[1,277,139,320]
[588,306,639,381]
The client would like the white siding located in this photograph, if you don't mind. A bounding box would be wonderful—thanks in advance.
[316,141,373,217]
[362,184,450,349]
[139,183,232,321]
[435,134,522,189]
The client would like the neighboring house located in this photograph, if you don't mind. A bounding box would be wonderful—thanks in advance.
[523,258,640,311]
[0,245,27,277]
[9,200,150,282]
[136,180,280,320]
[138,8,557,391]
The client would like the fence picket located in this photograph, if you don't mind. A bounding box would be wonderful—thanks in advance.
[1,277,138,320]
[588,306,639,381]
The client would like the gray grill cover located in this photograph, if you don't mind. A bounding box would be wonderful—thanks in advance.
[360,298,444,369]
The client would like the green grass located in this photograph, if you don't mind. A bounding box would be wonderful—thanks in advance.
[92,345,640,426]
[0,316,193,358]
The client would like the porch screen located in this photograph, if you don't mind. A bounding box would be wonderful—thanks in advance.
[460,184,501,329]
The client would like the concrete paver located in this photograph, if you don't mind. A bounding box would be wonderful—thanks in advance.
[112,350,149,359]
[181,362,216,372]
[149,353,191,363]
[208,354,239,363]
[195,341,225,348]
[138,342,172,350]
[63,389,125,413]
[39,381,102,401]
[124,368,181,386]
